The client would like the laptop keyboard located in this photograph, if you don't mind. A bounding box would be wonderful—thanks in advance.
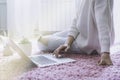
[30,56,57,65]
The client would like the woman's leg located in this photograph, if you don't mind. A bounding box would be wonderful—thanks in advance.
[52,30,69,38]
[38,30,68,45]
[37,30,68,51]
[37,30,83,53]
[38,35,67,52]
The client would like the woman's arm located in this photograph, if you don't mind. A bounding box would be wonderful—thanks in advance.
[53,35,74,58]
[53,3,81,57]
[68,0,81,39]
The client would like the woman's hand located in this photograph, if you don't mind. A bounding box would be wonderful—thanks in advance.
[53,35,74,58]
[98,52,113,66]
[53,44,70,58]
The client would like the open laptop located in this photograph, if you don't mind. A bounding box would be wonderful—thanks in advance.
[7,39,76,67]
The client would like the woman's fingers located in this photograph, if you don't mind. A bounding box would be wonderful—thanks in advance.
[65,46,70,52]
[53,45,67,58]
[53,49,59,56]
[53,50,64,58]
[98,58,113,66]
[98,60,106,65]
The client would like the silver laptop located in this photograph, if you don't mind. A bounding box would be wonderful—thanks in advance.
[8,39,76,67]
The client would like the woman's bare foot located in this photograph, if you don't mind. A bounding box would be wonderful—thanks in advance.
[38,36,49,46]
[98,52,113,66]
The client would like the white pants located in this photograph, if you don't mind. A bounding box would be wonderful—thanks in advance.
[38,30,86,53]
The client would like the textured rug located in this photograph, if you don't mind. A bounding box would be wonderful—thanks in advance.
[0,43,120,80]
[15,44,120,80]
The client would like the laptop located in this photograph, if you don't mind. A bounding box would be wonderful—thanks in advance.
[7,39,76,67]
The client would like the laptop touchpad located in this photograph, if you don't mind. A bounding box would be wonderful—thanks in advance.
[30,56,56,65]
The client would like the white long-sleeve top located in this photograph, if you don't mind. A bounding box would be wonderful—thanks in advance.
[68,0,114,54]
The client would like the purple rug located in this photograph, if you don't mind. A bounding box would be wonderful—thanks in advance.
[16,50,120,80]
[0,43,120,80]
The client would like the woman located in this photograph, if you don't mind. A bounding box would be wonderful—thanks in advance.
[38,0,114,65]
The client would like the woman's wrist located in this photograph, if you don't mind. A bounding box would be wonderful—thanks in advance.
[64,43,71,47]
[64,36,74,47]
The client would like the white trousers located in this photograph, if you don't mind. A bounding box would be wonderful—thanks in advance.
[38,30,87,54]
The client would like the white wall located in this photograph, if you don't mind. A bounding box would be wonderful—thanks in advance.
[38,0,76,31]
[0,0,7,31]
[5,0,120,43]
[7,0,76,38]
[114,0,120,43]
